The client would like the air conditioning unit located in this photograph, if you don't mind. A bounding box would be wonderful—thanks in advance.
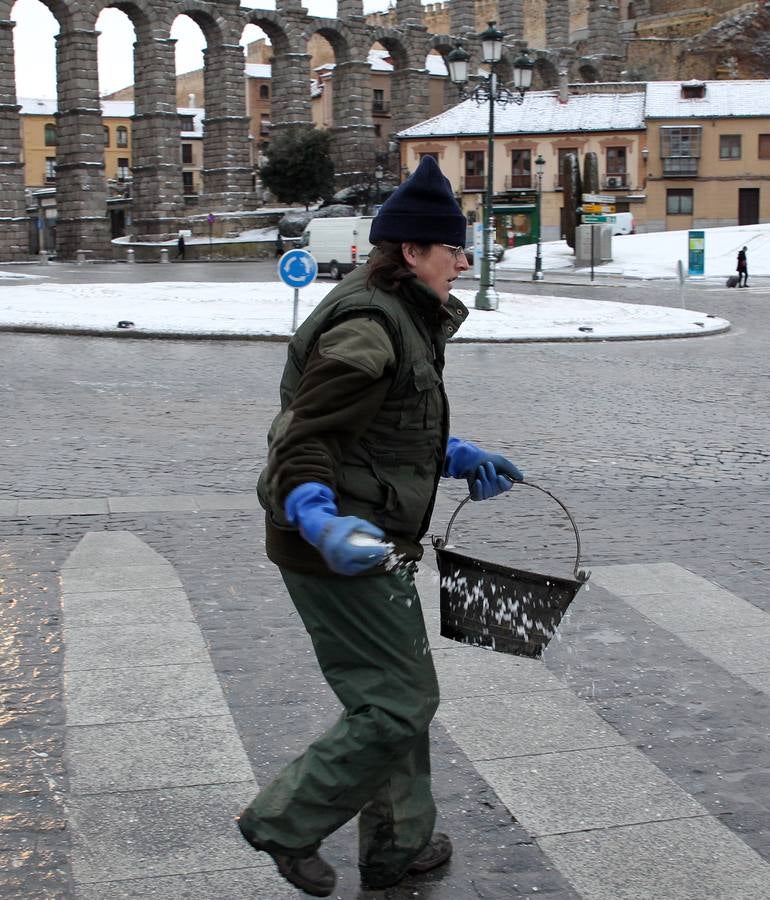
[606,176,620,188]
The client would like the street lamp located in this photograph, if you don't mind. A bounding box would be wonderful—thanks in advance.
[448,23,534,310]
[532,153,545,281]
[374,163,384,210]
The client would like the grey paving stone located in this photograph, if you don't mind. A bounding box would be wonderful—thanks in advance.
[61,563,180,593]
[415,561,442,609]
[65,663,228,726]
[538,815,770,900]
[677,625,770,677]
[0,498,19,516]
[191,492,260,511]
[64,529,167,568]
[590,562,716,598]
[63,621,210,671]
[620,587,768,634]
[743,671,770,694]
[107,495,199,513]
[67,716,254,793]
[478,746,706,836]
[433,645,564,700]
[438,690,624,761]
[16,497,110,517]
[69,782,257,884]
[62,586,191,627]
[73,866,297,900]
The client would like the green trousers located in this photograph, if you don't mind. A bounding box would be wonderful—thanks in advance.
[240,565,440,884]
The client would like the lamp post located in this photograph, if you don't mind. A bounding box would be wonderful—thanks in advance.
[373,162,384,211]
[448,24,534,310]
[532,153,545,281]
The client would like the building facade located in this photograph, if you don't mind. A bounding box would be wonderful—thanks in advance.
[398,78,770,242]
[19,99,204,252]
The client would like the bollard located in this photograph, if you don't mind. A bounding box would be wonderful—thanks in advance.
[76,249,87,265]
[126,248,135,264]
[160,248,170,263]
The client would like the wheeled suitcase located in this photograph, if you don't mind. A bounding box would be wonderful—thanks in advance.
[726,275,739,288]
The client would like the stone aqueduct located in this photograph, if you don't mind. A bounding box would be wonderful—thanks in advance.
[0,0,625,261]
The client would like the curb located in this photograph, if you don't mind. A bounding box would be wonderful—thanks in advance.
[0,322,731,343]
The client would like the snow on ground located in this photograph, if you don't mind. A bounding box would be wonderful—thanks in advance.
[498,222,770,280]
[4,221,763,339]
[0,270,40,280]
[0,280,728,341]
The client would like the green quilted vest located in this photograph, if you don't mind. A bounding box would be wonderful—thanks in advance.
[262,265,467,540]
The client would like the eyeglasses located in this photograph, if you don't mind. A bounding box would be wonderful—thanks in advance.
[440,243,466,261]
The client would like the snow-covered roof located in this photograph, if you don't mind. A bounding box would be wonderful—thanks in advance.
[18,98,57,115]
[101,100,135,118]
[368,48,392,72]
[19,97,205,134]
[426,54,447,77]
[399,90,646,138]
[245,63,272,79]
[645,79,770,118]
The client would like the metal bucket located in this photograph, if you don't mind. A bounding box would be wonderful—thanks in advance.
[432,481,590,658]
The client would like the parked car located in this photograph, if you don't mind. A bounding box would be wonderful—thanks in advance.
[464,243,506,263]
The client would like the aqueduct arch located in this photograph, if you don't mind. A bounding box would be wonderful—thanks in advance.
[0,0,626,261]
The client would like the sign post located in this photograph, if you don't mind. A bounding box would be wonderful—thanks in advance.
[207,212,216,261]
[278,248,318,332]
[687,230,705,277]
[473,221,483,280]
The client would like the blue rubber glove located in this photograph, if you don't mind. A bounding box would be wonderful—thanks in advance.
[443,436,524,501]
[284,482,390,575]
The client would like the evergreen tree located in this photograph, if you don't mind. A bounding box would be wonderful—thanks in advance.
[260,127,335,208]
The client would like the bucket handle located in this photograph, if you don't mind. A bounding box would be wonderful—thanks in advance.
[432,479,591,583]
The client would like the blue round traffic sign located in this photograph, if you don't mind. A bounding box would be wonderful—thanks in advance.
[278,249,318,288]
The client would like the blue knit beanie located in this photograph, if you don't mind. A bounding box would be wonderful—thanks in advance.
[369,155,466,247]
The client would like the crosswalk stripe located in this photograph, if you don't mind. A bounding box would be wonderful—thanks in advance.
[590,563,770,685]
[62,531,296,897]
[416,561,770,899]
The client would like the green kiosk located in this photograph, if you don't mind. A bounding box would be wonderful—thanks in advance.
[492,196,538,249]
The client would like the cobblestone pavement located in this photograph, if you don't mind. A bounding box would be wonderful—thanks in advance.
[1,272,770,898]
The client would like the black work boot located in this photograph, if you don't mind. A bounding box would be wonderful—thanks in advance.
[237,817,336,898]
[361,833,453,890]
[406,832,453,874]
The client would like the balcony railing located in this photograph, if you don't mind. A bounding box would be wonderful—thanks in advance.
[662,157,699,177]
[372,101,391,116]
[461,174,485,191]
[505,174,532,189]
[602,172,628,189]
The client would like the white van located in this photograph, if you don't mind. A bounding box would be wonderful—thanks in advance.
[611,212,635,235]
[300,216,374,279]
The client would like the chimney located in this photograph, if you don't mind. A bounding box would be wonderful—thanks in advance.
[558,70,568,104]
[188,93,196,108]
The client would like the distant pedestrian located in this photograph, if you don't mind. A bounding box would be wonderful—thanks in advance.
[275,234,284,257]
[176,233,186,260]
[737,246,748,287]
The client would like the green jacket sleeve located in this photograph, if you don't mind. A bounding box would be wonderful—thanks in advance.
[266,316,396,509]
